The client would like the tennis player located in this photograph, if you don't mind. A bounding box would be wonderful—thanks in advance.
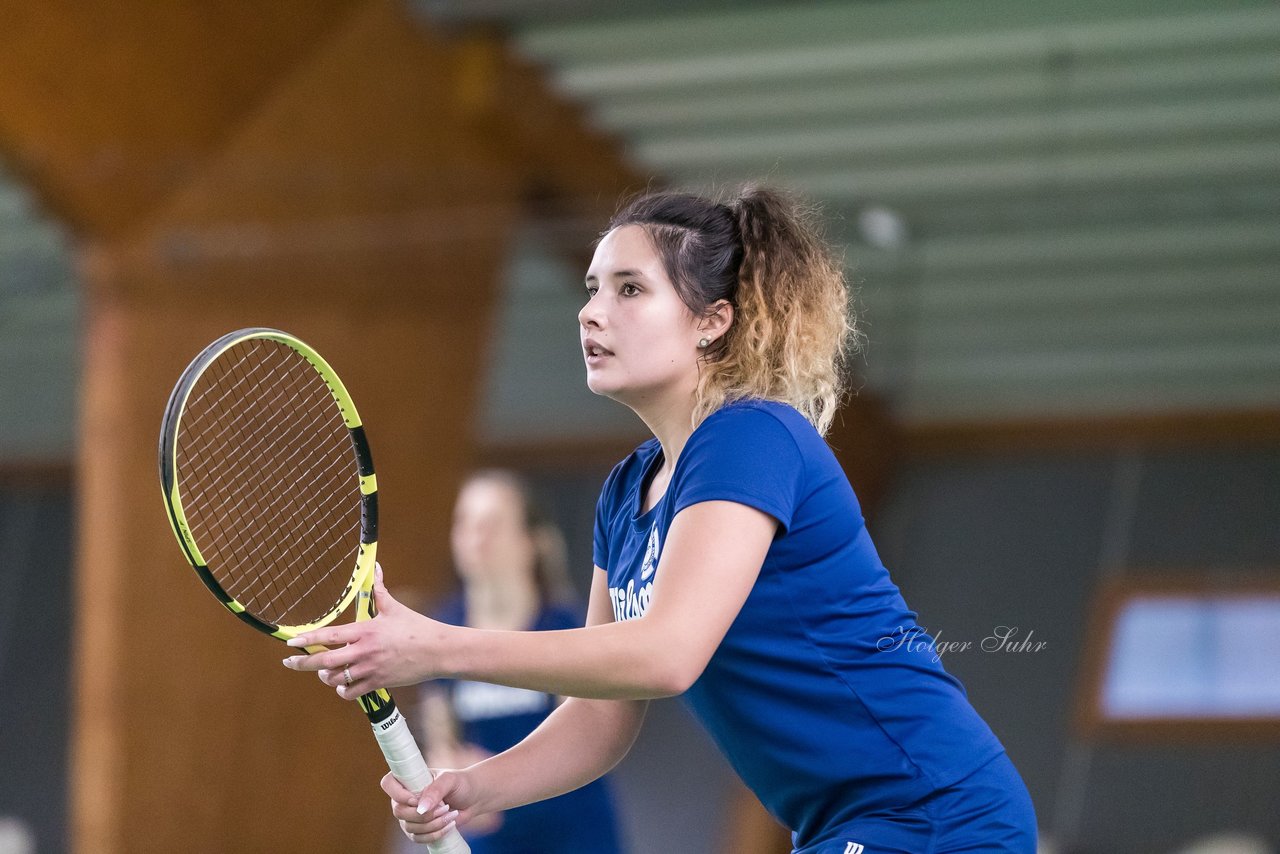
[285,186,1038,853]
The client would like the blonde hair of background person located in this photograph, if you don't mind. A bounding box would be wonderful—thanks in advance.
[285,186,1038,853]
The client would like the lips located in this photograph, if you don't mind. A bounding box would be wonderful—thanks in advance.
[583,338,614,359]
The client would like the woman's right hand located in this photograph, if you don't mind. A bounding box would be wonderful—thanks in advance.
[425,744,504,835]
[383,768,479,845]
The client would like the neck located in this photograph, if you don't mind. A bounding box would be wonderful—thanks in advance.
[465,572,541,630]
[626,380,700,475]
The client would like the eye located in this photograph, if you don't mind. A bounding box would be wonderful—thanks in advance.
[584,284,598,297]
[620,282,641,297]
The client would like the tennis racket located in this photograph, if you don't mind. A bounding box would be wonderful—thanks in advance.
[158,327,469,853]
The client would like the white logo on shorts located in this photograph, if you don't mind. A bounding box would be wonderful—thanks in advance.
[843,843,865,854]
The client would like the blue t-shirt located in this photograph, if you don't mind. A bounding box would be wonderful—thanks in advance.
[431,598,624,853]
[593,399,1006,850]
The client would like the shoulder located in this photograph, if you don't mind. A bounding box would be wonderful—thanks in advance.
[710,398,809,426]
[689,399,815,456]
[671,400,818,530]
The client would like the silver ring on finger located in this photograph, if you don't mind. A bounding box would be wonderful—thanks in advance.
[343,665,353,687]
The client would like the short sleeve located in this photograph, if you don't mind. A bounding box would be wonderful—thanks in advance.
[672,404,805,534]
[592,461,623,569]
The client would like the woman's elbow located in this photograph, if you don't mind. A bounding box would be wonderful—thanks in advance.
[626,617,713,698]
[645,656,706,698]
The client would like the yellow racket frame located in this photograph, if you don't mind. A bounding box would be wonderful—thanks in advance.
[158,327,378,641]
[159,329,470,853]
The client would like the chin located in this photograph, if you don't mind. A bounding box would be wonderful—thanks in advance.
[585,371,620,398]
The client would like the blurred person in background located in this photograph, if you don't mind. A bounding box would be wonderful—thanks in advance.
[405,469,625,854]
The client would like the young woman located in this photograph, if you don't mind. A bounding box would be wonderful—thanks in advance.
[412,470,624,854]
[284,187,1038,853]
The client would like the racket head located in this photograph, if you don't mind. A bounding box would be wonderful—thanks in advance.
[159,327,378,640]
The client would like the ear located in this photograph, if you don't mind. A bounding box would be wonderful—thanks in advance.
[698,299,734,344]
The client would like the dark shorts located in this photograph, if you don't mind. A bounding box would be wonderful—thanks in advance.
[796,751,1038,854]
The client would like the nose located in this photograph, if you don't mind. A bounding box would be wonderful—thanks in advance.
[578,293,604,330]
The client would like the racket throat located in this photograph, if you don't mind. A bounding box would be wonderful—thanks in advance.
[357,687,397,722]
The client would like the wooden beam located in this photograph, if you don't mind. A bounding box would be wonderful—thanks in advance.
[0,0,365,237]
[826,391,901,517]
[445,26,651,265]
[74,266,510,854]
[0,2,646,243]
[449,26,648,204]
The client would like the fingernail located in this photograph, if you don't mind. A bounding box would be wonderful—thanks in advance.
[286,637,306,647]
[445,810,458,823]
[282,657,295,668]
[416,801,430,815]
[433,803,449,817]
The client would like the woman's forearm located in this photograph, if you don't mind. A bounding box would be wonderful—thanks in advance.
[437,616,696,700]
[287,506,772,703]
[434,503,773,700]
[466,696,647,814]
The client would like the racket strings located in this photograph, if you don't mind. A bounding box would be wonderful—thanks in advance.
[185,346,358,623]
[177,338,363,626]
[189,419,355,596]
[183,347,353,617]
[194,343,359,618]
[185,348,328,477]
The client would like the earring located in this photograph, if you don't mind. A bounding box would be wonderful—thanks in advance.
[698,337,711,349]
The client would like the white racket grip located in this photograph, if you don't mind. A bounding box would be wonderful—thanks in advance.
[372,706,472,854]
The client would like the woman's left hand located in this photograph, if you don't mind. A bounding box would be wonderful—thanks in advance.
[281,564,452,698]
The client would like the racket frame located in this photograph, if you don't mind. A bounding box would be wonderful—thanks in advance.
[159,327,470,853]
[159,326,378,641]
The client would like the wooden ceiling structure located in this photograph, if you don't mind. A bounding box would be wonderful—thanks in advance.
[0,2,641,851]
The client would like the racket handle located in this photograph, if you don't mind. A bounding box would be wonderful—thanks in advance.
[371,704,472,854]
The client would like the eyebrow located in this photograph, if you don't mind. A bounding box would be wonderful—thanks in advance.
[584,269,647,283]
